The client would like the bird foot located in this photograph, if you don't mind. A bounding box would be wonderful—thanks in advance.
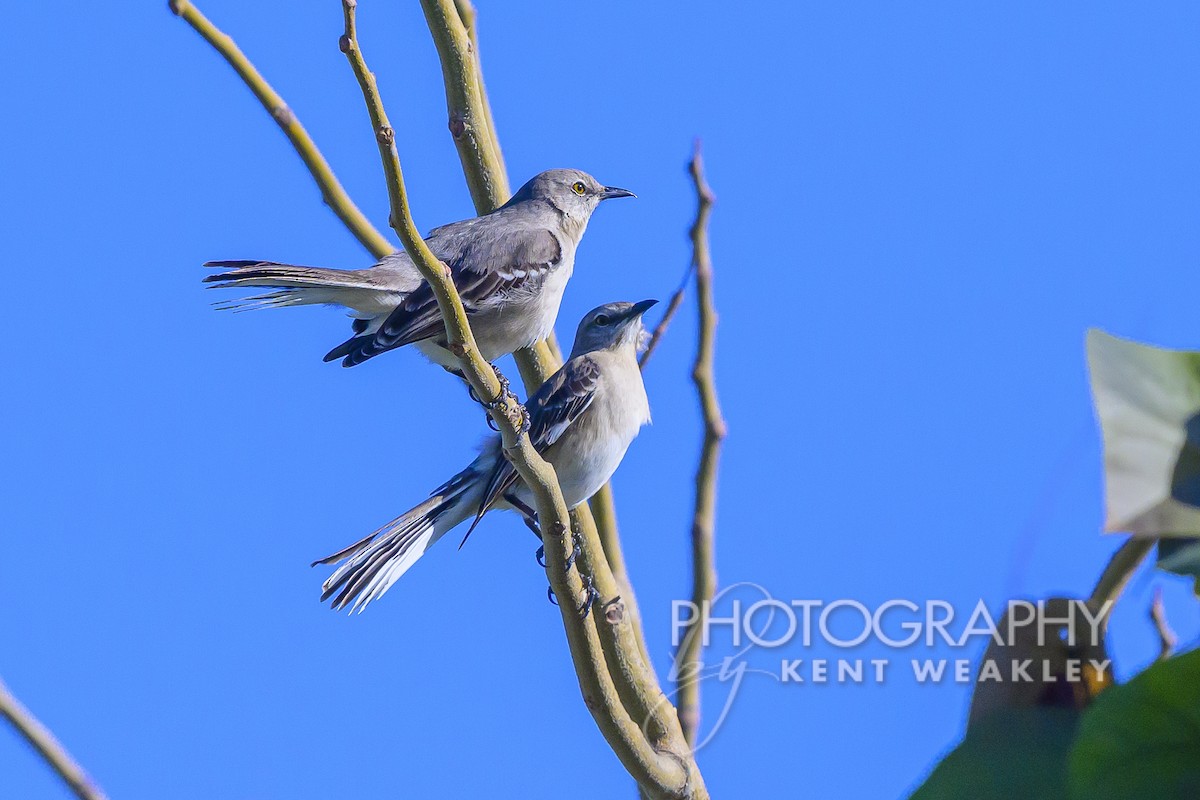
[477,364,530,433]
[535,532,580,571]
[546,572,602,620]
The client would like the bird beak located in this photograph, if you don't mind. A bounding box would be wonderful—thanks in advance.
[600,186,637,200]
[629,299,659,318]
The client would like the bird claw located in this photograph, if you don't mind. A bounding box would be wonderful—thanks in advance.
[535,534,581,572]
[545,573,601,619]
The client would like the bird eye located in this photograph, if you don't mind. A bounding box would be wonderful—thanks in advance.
[594,314,612,326]
[571,181,587,196]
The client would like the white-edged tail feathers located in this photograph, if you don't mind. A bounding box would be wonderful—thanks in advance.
[203,260,405,318]
[314,471,481,613]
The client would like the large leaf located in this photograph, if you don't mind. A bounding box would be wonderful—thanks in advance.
[1069,648,1200,800]
[1086,329,1200,538]
[909,708,1079,800]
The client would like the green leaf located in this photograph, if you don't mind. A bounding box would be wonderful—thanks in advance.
[1069,649,1200,800]
[909,708,1079,800]
[1086,329,1200,538]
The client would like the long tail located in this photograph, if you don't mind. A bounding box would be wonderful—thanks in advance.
[203,260,403,318]
[313,469,482,613]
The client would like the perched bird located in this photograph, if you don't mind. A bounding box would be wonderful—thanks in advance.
[314,299,658,613]
[204,169,635,369]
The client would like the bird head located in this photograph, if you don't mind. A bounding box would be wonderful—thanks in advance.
[509,169,635,229]
[569,299,658,357]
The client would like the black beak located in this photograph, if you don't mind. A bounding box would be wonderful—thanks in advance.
[629,299,659,318]
[600,186,637,200]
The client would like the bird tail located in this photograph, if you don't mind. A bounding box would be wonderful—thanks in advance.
[203,260,401,317]
[313,468,483,613]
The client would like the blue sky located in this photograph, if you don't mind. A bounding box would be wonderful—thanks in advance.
[3,1,1199,797]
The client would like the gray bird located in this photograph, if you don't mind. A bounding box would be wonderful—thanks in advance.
[313,299,657,612]
[204,169,635,368]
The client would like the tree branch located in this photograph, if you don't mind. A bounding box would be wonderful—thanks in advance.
[0,677,108,800]
[417,0,510,210]
[675,141,725,746]
[169,0,394,260]
[339,6,701,797]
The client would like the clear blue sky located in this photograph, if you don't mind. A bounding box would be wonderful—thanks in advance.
[3,2,1199,797]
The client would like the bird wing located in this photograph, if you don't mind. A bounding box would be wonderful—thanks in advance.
[327,224,563,366]
[465,355,602,537]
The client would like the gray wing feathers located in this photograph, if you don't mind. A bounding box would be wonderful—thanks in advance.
[332,225,562,367]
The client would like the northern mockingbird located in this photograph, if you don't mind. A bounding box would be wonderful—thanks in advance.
[204,169,635,369]
[313,299,658,613]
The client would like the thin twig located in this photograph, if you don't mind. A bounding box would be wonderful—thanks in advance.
[0,678,108,800]
[639,263,695,370]
[169,0,393,260]
[675,141,725,746]
[1088,536,1156,630]
[1149,588,1177,662]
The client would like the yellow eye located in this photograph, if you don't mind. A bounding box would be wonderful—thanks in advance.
[571,181,587,196]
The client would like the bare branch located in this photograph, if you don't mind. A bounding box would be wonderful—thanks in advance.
[169,0,394,260]
[1149,588,1177,662]
[639,264,694,370]
[675,141,725,746]
[0,677,108,800]
[338,6,700,797]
